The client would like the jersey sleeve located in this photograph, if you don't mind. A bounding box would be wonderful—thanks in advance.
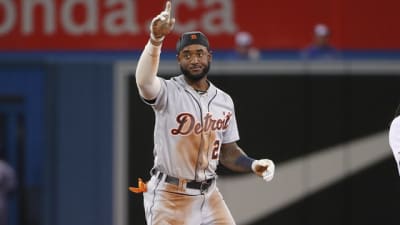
[389,116,400,176]
[140,78,168,111]
[221,94,240,144]
[222,110,240,144]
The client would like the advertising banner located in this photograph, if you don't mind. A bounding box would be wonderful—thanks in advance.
[0,0,399,50]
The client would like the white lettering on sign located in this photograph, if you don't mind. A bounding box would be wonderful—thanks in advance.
[173,0,237,34]
[104,0,139,35]
[173,0,197,32]
[22,0,55,34]
[0,0,237,36]
[202,0,236,34]
[61,0,97,35]
[0,0,16,34]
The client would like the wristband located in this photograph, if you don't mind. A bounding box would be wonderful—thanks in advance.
[150,32,165,43]
[235,155,255,170]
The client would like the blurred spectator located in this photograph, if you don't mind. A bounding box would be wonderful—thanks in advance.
[0,158,16,225]
[228,31,261,61]
[301,23,339,60]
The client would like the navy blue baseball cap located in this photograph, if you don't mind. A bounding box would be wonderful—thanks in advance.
[176,31,210,53]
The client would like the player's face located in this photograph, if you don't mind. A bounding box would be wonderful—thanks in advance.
[178,44,212,82]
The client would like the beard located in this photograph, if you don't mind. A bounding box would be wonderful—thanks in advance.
[180,63,210,82]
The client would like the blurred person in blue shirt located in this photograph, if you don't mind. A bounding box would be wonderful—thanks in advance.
[301,24,339,60]
[228,31,261,61]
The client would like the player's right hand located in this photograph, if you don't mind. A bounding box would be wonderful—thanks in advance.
[150,1,175,43]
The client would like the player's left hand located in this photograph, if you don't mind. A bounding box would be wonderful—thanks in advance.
[149,1,175,43]
[251,159,275,182]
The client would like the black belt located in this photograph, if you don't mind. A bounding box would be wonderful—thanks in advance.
[156,171,214,192]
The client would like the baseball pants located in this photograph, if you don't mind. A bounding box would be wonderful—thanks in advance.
[143,172,236,225]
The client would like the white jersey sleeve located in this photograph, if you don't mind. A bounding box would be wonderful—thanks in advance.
[141,78,168,112]
[220,95,240,144]
[135,41,162,101]
[389,116,400,176]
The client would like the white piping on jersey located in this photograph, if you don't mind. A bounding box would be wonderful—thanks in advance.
[205,91,218,180]
[183,85,219,181]
[185,89,205,181]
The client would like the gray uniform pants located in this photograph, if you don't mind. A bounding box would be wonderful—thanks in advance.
[143,173,236,225]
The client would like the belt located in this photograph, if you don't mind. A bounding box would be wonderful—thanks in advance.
[155,171,214,192]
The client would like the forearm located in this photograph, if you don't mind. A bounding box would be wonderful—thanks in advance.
[220,145,254,172]
[135,40,162,100]
[220,143,275,181]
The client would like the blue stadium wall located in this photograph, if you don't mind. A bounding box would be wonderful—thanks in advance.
[0,61,114,225]
[45,62,114,225]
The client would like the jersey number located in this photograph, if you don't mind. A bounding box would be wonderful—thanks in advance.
[211,140,220,159]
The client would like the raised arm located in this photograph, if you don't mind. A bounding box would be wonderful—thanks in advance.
[220,142,275,182]
[135,1,175,100]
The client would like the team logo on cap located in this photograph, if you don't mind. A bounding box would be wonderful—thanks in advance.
[190,34,197,40]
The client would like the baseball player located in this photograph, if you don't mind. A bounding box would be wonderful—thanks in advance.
[389,103,400,176]
[133,1,275,224]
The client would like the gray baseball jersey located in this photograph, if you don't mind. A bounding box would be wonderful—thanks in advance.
[141,74,238,224]
[143,74,240,181]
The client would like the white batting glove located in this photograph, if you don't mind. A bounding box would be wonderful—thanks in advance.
[149,1,175,43]
[251,159,275,182]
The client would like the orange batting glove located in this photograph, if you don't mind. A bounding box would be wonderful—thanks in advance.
[129,178,147,193]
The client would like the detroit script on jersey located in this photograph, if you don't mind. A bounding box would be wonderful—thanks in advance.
[171,112,232,135]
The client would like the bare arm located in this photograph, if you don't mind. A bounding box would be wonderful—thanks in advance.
[220,142,275,181]
[219,142,254,172]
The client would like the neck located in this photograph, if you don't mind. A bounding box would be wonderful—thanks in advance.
[185,76,209,92]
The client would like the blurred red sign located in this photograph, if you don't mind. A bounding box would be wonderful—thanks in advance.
[0,0,399,50]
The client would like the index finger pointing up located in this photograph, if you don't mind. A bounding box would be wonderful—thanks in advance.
[164,1,171,14]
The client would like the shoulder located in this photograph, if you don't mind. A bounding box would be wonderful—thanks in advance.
[162,75,185,90]
[212,84,235,105]
[166,75,186,85]
[217,88,231,99]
